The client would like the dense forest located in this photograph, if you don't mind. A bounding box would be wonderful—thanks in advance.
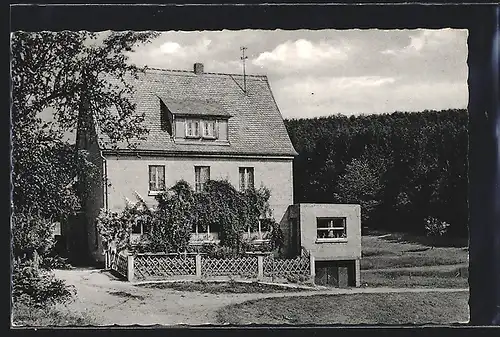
[284,109,468,237]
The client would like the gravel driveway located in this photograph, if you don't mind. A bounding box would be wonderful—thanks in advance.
[54,268,469,326]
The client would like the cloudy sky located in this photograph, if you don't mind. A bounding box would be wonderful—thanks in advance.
[126,29,468,119]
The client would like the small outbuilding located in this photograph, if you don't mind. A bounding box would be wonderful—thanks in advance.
[280,203,361,287]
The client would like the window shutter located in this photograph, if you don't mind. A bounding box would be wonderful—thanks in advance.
[175,119,185,138]
[218,120,228,141]
[149,166,156,190]
[158,166,165,190]
[248,168,254,188]
[239,168,245,191]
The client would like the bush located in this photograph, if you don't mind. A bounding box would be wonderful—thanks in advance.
[12,258,75,307]
[424,217,450,237]
[12,301,94,326]
[201,244,237,259]
[11,212,55,260]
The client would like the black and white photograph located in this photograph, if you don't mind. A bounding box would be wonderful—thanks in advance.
[9,4,500,328]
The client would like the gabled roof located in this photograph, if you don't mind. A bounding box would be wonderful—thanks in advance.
[97,67,298,157]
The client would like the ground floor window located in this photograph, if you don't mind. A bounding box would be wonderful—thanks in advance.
[191,223,219,242]
[195,166,210,192]
[246,218,272,241]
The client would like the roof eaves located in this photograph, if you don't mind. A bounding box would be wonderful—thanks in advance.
[263,77,299,157]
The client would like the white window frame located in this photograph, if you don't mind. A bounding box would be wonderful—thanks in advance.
[202,120,217,139]
[316,217,347,242]
[239,167,255,191]
[246,218,271,242]
[148,165,166,195]
[185,119,200,138]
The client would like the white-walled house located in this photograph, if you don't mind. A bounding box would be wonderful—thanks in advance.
[72,63,362,288]
[75,63,297,264]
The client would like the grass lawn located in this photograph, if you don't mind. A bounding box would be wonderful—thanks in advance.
[216,291,469,325]
[360,231,468,288]
[11,302,95,327]
[137,280,305,294]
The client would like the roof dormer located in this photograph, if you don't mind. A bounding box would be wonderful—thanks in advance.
[157,96,231,145]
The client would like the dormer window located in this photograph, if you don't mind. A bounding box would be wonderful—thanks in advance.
[160,97,231,144]
[186,120,200,138]
[175,117,228,142]
[202,120,216,139]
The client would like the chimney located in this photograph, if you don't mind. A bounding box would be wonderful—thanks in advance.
[194,63,204,75]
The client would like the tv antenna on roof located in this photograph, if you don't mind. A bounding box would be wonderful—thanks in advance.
[240,46,248,94]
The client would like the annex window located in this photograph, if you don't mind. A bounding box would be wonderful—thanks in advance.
[202,120,217,139]
[317,217,347,241]
[185,119,200,138]
[195,166,210,192]
[239,167,254,191]
[149,165,165,193]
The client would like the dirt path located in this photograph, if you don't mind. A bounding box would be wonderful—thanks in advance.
[54,268,469,326]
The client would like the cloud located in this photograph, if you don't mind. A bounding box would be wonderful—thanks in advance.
[252,39,349,73]
[381,29,466,57]
[127,37,213,68]
[125,29,467,118]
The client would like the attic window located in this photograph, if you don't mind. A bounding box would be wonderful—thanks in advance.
[176,117,228,142]
[186,120,200,138]
[202,120,216,139]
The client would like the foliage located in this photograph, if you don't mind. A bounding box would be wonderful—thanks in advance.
[12,301,94,326]
[11,31,158,222]
[285,109,468,237]
[150,181,195,253]
[97,180,280,255]
[96,195,153,254]
[424,217,451,238]
[200,244,237,259]
[11,212,55,260]
[334,150,387,225]
[11,31,158,308]
[12,258,75,307]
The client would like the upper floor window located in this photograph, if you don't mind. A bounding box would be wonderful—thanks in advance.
[195,166,210,192]
[202,120,216,139]
[176,118,228,142]
[316,217,347,241]
[185,120,200,138]
[239,167,254,191]
[149,165,165,193]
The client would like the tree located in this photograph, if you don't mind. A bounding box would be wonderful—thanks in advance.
[10,31,159,305]
[11,31,159,219]
[334,149,387,225]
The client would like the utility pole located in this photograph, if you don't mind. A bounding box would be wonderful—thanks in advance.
[240,46,248,94]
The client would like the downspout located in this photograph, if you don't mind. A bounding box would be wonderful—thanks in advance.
[99,150,108,210]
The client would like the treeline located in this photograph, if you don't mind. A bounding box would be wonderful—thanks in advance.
[284,109,468,237]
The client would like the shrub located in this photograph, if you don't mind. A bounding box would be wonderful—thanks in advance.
[201,244,237,259]
[424,217,450,237]
[12,258,75,307]
[11,212,55,260]
[150,180,195,253]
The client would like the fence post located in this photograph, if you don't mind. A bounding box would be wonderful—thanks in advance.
[195,254,202,278]
[104,251,109,270]
[257,255,264,280]
[127,254,135,282]
[309,254,315,283]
